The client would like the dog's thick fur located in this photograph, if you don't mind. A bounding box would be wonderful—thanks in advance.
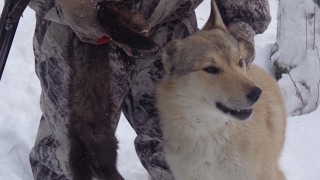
[155,1,286,180]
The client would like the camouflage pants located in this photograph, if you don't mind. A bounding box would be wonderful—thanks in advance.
[30,23,172,179]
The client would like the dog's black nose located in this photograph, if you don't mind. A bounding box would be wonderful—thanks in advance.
[247,86,262,102]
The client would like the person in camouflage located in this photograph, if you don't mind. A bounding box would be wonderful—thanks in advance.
[28,0,271,179]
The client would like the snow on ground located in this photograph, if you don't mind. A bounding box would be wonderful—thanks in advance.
[0,0,319,179]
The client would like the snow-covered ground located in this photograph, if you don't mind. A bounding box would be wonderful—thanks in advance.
[0,0,320,179]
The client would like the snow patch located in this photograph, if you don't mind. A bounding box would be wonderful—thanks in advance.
[272,0,320,115]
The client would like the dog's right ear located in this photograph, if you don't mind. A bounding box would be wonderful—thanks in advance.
[162,40,181,75]
[202,0,227,31]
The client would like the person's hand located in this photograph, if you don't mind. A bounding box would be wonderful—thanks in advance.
[55,0,108,44]
[227,22,256,69]
[98,1,159,57]
[56,0,159,57]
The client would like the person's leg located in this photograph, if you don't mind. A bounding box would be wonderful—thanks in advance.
[29,9,76,178]
[122,56,174,180]
[121,11,199,179]
[29,116,68,180]
[29,4,137,179]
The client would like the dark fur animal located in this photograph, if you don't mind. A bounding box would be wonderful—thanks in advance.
[98,1,159,56]
[68,2,158,179]
[68,43,123,180]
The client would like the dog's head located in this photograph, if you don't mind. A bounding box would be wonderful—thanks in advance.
[160,1,261,121]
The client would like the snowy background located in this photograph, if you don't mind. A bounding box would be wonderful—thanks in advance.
[0,0,320,179]
[271,0,320,116]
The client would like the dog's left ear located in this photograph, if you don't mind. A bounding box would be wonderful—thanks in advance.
[162,40,181,75]
[202,0,227,31]
[239,40,249,61]
[238,39,255,68]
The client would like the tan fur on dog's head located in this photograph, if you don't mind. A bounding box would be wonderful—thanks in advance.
[160,1,261,121]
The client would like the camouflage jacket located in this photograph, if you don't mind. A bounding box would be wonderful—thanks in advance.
[29,0,271,45]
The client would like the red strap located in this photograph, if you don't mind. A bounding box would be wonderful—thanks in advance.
[96,36,111,44]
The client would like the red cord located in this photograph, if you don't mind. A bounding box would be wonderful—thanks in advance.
[96,36,111,44]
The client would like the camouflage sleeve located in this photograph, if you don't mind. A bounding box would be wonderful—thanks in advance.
[29,0,105,44]
[215,0,271,34]
[146,0,203,27]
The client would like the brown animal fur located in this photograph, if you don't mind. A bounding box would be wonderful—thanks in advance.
[68,43,123,180]
[98,1,158,56]
[68,1,159,179]
[155,1,286,179]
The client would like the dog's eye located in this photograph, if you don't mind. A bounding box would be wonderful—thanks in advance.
[239,59,244,67]
[203,66,220,74]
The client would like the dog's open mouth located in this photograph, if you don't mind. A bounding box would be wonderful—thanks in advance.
[216,102,252,120]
